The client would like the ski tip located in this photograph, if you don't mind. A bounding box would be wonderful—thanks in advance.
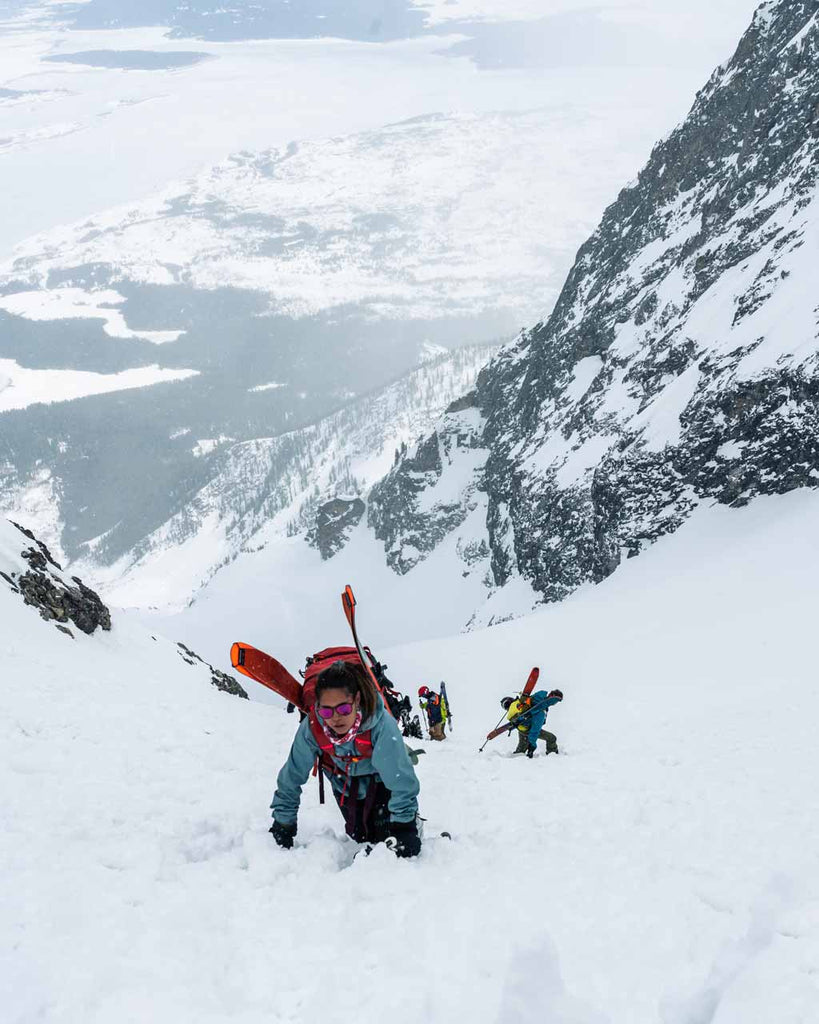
[230,641,251,671]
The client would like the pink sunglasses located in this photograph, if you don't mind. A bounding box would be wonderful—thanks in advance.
[317,701,355,720]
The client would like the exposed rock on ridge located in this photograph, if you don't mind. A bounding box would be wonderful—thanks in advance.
[76,345,493,608]
[307,498,366,560]
[1,520,111,637]
[369,395,489,577]
[176,643,248,700]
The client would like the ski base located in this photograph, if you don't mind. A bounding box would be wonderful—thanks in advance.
[229,642,304,708]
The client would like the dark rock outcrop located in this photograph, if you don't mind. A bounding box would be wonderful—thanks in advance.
[3,520,112,635]
[369,399,489,575]
[307,497,365,560]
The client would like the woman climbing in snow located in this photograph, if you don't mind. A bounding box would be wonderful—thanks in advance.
[270,659,422,857]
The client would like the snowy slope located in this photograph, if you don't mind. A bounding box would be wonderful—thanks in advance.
[3,489,818,1023]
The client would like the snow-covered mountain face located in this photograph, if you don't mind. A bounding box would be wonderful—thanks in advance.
[370,0,819,618]
[74,344,493,610]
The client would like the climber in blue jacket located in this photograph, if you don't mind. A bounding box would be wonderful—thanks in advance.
[502,689,564,757]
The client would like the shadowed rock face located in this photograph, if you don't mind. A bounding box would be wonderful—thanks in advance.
[369,1,819,606]
[308,498,366,560]
[368,394,489,575]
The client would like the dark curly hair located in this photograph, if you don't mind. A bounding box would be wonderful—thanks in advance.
[315,660,378,721]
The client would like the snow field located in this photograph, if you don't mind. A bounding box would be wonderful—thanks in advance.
[0,358,198,413]
[2,487,819,1022]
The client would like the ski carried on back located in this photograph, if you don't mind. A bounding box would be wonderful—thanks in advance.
[520,666,539,699]
[229,642,305,710]
[229,588,393,716]
[341,584,393,716]
[441,681,453,733]
[479,667,539,750]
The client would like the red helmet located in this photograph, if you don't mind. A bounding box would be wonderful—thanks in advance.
[418,685,430,697]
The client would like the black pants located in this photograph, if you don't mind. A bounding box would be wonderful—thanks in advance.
[332,777,391,843]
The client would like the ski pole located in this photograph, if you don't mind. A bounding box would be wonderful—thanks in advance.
[479,712,510,752]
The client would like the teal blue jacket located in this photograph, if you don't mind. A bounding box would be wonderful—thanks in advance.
[522,690,562,750]
[271,702,420,825]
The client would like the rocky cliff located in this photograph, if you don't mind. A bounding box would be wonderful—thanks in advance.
[369,0,819,614]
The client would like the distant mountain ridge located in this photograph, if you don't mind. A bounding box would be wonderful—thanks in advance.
[73,345,493,609]
[368,0,819,619]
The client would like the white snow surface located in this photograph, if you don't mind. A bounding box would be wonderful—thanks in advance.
[0,358,198,412]
[2,487,818,1022]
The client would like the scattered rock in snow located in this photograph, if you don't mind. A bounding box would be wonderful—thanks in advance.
[176,642,248,700]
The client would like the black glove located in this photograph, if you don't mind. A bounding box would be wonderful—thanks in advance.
[548,689,564,701]
[269,820,297,849]
[388,819,421,858]
[526,746,535,759]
